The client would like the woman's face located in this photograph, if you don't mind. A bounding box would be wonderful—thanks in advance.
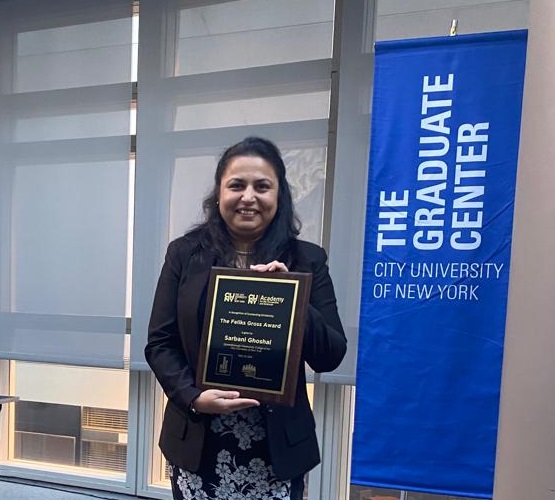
[218,155,279,244]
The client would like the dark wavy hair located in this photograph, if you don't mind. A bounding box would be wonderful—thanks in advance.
[191,137,301,266]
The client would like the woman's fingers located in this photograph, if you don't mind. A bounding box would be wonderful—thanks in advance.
[210,390,240,399]
[193,389,260,414]
[225,398,260,413]
[250,260,289,273]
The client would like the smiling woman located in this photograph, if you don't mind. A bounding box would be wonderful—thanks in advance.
[218,155,279,248]
[145,136,347,500]
[197,137,301,271]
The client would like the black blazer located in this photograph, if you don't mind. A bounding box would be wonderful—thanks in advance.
[145,234,347,480]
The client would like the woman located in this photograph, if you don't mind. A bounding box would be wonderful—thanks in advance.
[145,137,346,499]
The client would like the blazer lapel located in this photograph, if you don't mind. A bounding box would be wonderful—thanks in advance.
[179,252,215,373]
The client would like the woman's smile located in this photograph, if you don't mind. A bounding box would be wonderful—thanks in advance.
[236,208,258,215]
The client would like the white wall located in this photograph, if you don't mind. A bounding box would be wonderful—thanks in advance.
[493,0,555,498]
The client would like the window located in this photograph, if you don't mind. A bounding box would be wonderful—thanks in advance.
[10,362,129,476]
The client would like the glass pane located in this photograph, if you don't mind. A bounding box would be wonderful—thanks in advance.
[173,91,330,131]
[349,486,479,499]
[350,486,401,499]
[14,110,131,143]
[15,18,133,92]
[10,361,128,475]
[176,0,334,75]
[283,146,326,246]
[11,161,129,316]
[407,494,477,500]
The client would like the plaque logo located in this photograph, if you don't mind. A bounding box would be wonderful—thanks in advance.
[216,354,232,376]
[223,292,247,303]
[241,363,257,378]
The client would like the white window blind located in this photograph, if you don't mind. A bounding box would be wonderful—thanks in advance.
[0,0,134,368]
[130,0,335,370]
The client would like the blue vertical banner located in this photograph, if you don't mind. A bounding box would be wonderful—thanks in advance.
[351,31,527,498]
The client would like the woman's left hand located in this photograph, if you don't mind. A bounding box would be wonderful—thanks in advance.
[250,261,289,273]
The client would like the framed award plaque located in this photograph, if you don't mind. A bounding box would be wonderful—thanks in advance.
[196,267,312,407]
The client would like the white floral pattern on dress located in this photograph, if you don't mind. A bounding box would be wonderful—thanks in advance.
[173,409,292,499]
[174,451,290,499]
[210,407,266,450]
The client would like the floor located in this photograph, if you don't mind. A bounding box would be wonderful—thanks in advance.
[0,479,142,500]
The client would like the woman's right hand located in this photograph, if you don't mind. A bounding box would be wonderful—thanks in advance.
[192,389,260,415]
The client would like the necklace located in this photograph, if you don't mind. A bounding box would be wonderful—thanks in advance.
[235,249,253,256]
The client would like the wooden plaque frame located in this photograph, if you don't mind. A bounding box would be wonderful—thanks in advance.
[196,267,312,407]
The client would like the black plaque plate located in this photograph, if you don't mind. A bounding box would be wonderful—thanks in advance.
[197,267,312,406]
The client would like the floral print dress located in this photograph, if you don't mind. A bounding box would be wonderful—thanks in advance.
[169,407,303,500]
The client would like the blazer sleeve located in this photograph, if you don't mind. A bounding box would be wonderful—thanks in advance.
[302,245,347,373]
[144,240,202,415]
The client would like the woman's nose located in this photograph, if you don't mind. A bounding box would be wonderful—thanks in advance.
[241,186,255,201]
